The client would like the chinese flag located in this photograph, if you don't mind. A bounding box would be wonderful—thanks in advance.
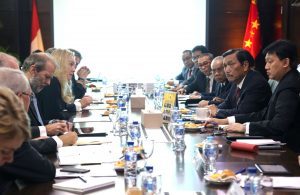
[242,0,261,58]
[30,0,44,53]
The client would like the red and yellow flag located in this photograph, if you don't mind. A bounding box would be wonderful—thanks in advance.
[30,0,44,53]
[242,0,261,58]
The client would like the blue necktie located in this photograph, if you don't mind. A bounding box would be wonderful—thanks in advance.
[32,93,44,126]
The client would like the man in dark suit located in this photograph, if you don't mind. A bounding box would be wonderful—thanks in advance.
[198,56,232,107]
[0,68,55,190]
[69,49,90,99]
[210,40,300,152]
[176,45,209,92]
[208,49,271,118]
[168,50,194,86]
[22,53,78,153]
[181,53,214,94]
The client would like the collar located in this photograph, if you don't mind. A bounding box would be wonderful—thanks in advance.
[237,75,246,89]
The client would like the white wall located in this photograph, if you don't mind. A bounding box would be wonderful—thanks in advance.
[54,0,206,83]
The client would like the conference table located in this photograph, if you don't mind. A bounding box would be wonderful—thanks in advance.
[4,88,300,195]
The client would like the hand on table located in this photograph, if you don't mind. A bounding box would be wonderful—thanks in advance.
[59,132,78,146]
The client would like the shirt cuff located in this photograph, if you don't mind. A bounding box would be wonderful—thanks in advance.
[174,80,179,85]
[52,136,63,148]
[74,99,82,111]
[244,122,250,135]
[38,126,47,137]
[227,116,236,124]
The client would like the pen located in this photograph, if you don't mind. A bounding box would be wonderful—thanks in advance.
[78,176,87,183]
[235,167,246,174]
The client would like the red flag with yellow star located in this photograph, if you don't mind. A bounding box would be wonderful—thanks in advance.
[243,0,261,58]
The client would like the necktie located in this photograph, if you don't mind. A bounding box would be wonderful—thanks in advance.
[235,87,241,105]
[206,77,210,93]
[187,68,192,79]
[32,93,44,126]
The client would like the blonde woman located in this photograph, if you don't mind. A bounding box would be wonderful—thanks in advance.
[0,86,55,188]
[36,49,92,120]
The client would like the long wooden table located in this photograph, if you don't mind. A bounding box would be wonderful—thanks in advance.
[4,97,300,195]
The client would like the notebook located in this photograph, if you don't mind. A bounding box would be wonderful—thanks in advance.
[53,177,115,193]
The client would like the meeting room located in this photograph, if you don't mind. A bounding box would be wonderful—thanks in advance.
[0,0,300,194]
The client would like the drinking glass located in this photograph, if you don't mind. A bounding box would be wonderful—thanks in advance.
[140,139,154,167]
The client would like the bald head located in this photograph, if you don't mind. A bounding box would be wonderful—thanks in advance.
[0,52,20,69]
[211,56,227,83]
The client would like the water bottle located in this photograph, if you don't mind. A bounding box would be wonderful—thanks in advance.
[202,136,219,174]
[125,141,138,188]
[128,121,141,146]
[172,119,185,152]
[142,166,157,194]
[244,167,262,195]
[170,107,180,123]
[118,107,128,136]
[117,95,126,108]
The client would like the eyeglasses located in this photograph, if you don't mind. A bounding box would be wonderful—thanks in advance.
[22,92,33,98]
[198,61,211,67]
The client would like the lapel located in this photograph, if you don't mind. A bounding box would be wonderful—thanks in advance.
[29,101,42,126]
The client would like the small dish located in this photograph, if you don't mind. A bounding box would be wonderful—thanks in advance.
[204,175,235,185]
[204,170,237,185]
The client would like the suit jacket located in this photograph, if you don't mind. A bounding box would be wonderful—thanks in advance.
[175,66,188,83]
[208,80,232,105]
[216,70,271,118]
[0,142,55,185]
[72,75,86,99]
[185,70,207,94]
[181,65,199,86]
[235,70,300,152]
[36,77,76,121]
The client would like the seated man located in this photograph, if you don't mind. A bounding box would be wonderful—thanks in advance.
[208,48,271,118]
[0,85,55,192]
[69,49,90,99]
[197,56,232,107]
[210,40,300,153]
[1,53,77,154]
[176,45,209,91]
[167,50,194,86]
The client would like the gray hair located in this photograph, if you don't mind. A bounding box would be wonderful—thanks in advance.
[0,52,20,69]
[0,68,31,94]
[21,52,58,72]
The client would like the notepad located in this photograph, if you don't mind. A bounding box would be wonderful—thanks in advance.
[53,177,115,193]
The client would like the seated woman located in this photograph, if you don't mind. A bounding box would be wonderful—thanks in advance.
[0,86,55,191]
[36,49,92,120]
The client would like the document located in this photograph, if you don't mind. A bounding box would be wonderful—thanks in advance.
[57,144,117,165]
[53,177,115,193]
[73,116,111,123]
[236,139,282,146]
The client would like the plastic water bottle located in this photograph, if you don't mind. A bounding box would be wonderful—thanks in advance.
[128,121,141,146]
[118,107,128,136]
[172,119,185,152]
[170,107,180,123]
[202,136,219,174]
[244,167,262,195]
[125,141,137,188]
[117,95,126,108]
[142,166,157,194]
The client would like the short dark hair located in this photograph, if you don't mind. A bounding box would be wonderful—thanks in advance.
[222,48,255,67]
[182,50,192,55]
[263,39,298,69]
[192,45,209,54]
[69,49,82,60]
